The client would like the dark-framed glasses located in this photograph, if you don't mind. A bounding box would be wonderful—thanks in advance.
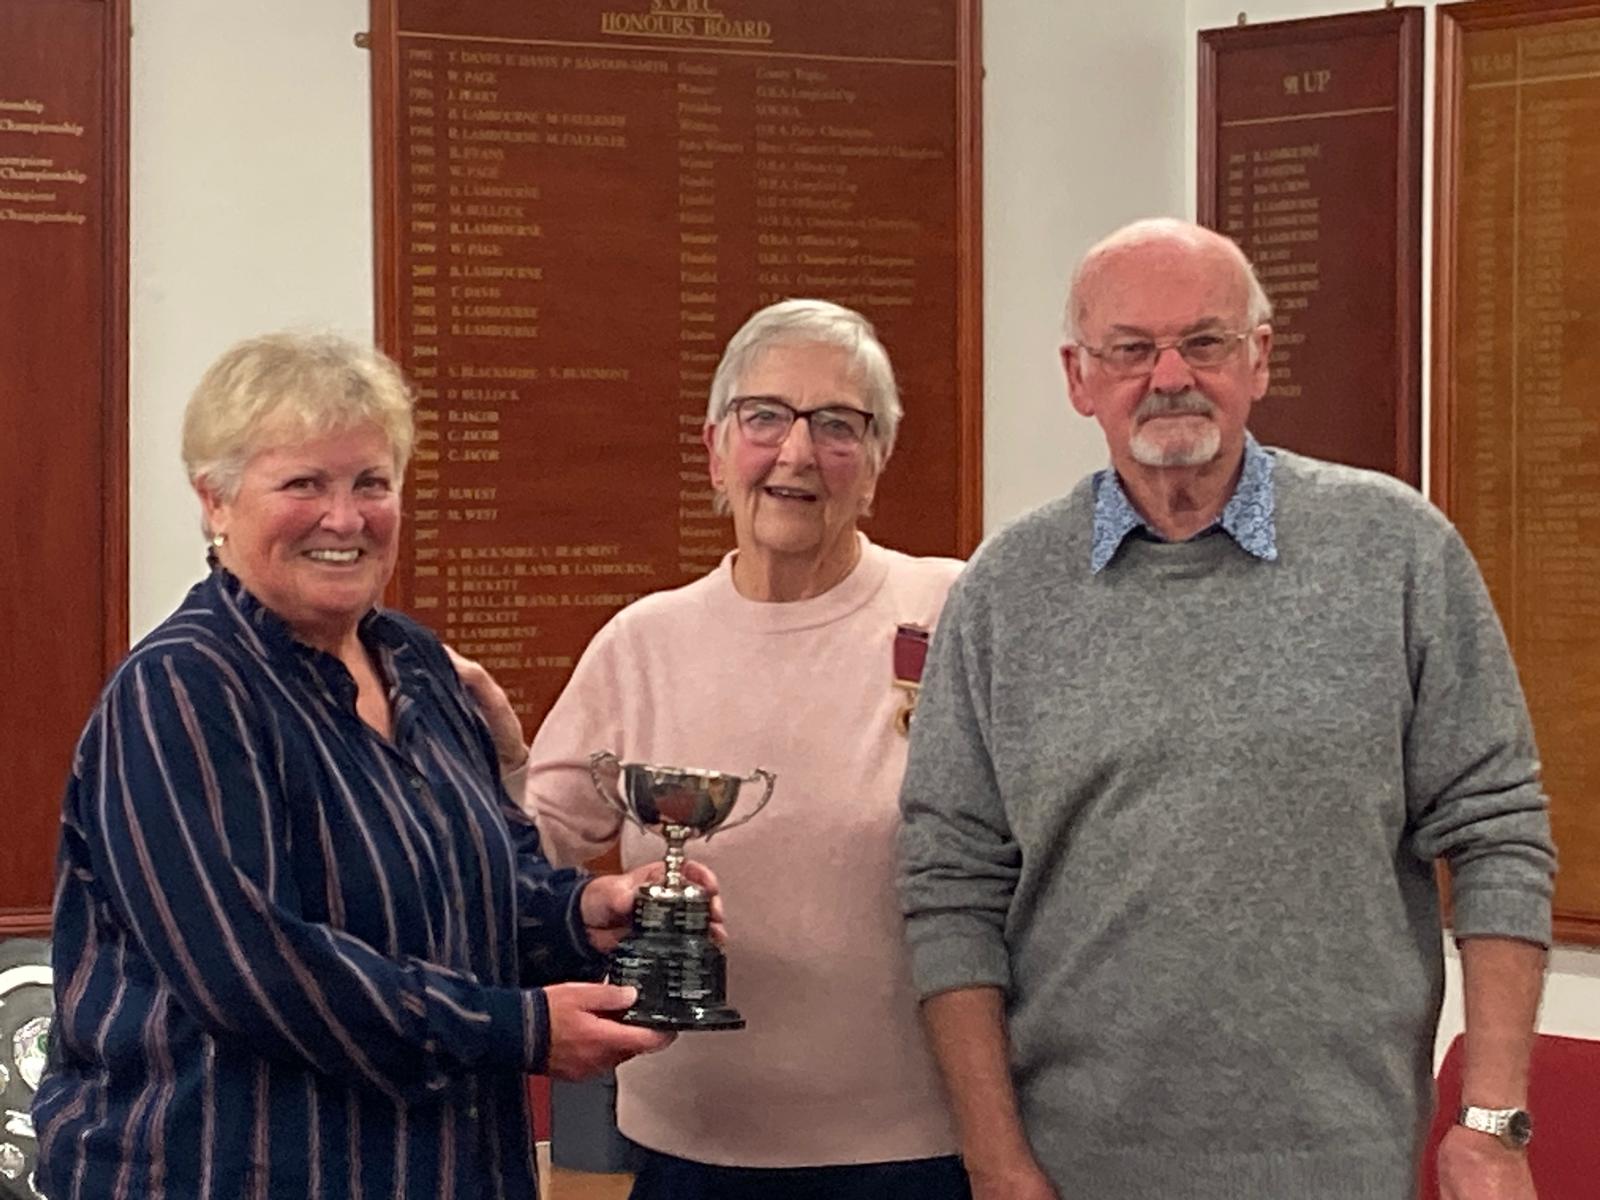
[1078,329,1256,378]
[730,396,875,451]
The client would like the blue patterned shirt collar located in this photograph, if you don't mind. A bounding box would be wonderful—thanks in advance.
[1089,433,1278,572]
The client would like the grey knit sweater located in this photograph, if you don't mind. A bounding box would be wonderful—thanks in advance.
[898,450,1555,1199]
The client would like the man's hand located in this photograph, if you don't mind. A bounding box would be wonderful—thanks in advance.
[1436,1125,1536,1200]
[964,1156,1059,1200]
[579,860,725,954]
[445,646,527,773]
[543,982,674,1080]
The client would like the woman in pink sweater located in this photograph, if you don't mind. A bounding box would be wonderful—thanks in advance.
[473,300,969,1199]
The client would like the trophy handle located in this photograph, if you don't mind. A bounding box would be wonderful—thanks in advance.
[707,768,776,839]
[588,750,641,831]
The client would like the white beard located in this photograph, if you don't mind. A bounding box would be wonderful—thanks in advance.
[1129,389,1220,467]
[1131,422,1221,466]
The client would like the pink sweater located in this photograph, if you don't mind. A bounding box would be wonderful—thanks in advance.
[525,536,963,1167]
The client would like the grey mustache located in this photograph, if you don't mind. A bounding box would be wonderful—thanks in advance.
[1135,389,1214,421]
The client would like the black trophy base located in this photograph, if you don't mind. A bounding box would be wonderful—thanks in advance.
[616,1002,745,1032]
[608,892,745,1031]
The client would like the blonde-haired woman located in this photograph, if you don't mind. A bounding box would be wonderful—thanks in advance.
[32,332,709,1200]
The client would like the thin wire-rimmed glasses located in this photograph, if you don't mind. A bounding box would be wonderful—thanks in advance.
[1077,328,1256,378]
[730,396,875,452]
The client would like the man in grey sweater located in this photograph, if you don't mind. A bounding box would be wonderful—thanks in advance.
[897,218,1555,1200]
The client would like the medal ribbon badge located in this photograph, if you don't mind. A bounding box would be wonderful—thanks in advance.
[892,624,931,736]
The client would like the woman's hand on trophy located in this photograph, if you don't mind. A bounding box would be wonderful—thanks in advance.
[445,646,529,775]
[579,861,727,953]
[542,982,675,1079]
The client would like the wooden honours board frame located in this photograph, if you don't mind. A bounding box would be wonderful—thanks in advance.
[0,0,129,937]
[370,0,982,730]
[1435,0,1600,945]
[1198,7,1423,485]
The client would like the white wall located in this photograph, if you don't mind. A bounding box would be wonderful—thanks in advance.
[129,0,375,635]
[125,0,1597,1059]
[983,1,1188,524]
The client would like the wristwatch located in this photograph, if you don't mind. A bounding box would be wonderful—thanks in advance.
[1457,1105,1534,1149]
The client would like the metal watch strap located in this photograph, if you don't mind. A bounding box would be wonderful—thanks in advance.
[1457,1105,1533,1148]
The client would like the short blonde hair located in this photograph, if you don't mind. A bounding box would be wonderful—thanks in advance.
[182,332,414,506]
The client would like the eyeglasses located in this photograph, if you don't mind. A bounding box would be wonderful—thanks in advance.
[730,396,875,451]
[1077,329,1256,378]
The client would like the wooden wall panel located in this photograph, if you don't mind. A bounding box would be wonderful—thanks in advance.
[1434,0,1600,945]
[1199,8,1423,484]
[0,0,129,939]
[369,0,982,733]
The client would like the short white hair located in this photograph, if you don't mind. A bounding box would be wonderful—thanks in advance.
[705,299,901,472]
[1065,217,1274,345]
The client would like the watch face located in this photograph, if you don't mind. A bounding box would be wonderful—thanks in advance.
[1506,1109,1533,1147]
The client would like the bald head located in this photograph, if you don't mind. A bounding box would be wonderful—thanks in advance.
[1066,218,1272,343]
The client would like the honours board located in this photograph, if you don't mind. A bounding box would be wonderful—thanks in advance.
[1199,8,1423,484]
[370,0,982,729]
[0,0,128,936]
[1435,0,1600,944]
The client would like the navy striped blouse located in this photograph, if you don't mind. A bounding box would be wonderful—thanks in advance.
[34,567,601,1199]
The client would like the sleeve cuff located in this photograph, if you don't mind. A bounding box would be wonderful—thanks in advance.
[905,918,1011,1000]
[519,987,551,1075]
[1450,885,1553,949]
[565,876,611,978]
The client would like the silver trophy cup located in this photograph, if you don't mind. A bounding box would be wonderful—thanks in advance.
[590,752,775,1030]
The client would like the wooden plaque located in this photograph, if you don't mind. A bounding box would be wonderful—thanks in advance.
[0,0,129,938]
[1435,0,1600,946]
[1199,8,1423,484]
[370,0,982,730]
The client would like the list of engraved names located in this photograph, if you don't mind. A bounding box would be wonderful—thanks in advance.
[1210,31,1409,476]
[1451,21,1600,822]
[389,0,961,721]
[0,97,91,229]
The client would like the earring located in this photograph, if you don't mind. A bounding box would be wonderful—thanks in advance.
[211,532,227,549]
